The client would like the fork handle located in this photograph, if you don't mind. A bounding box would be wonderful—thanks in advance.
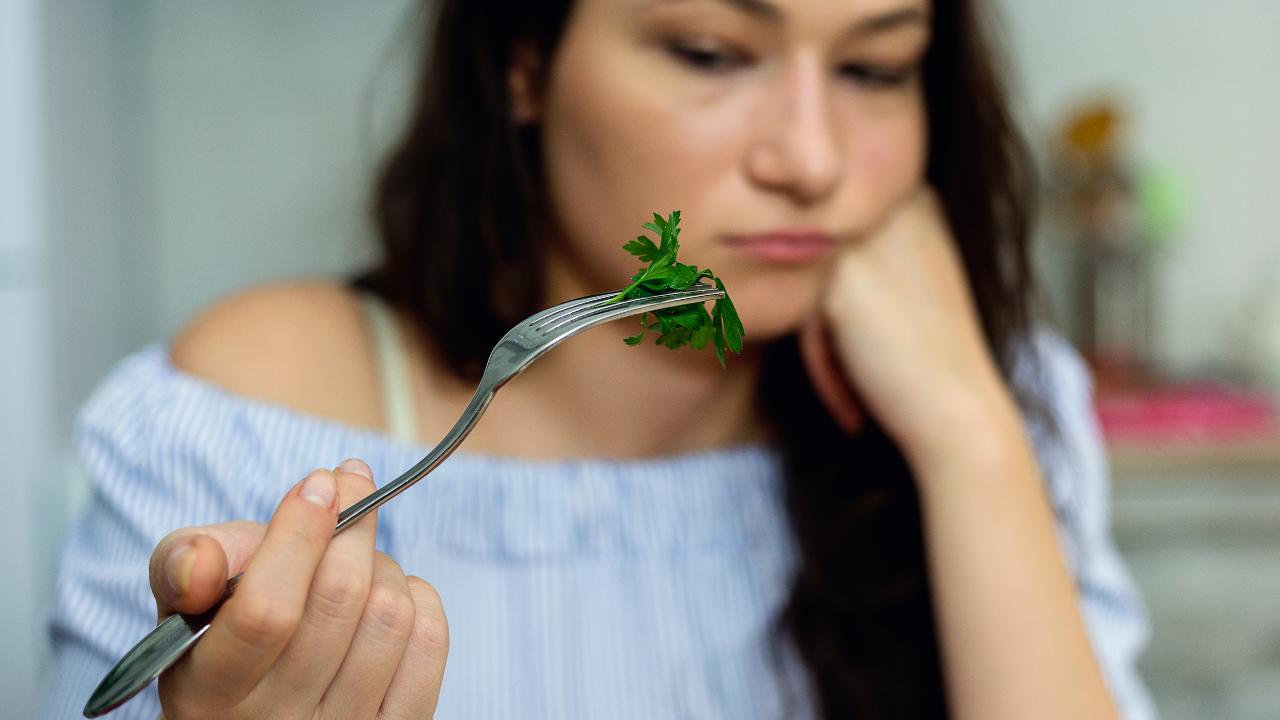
[334,386,495,532]
[83,387,498,717]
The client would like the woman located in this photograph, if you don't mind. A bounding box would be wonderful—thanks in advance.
[41,0,1154,718]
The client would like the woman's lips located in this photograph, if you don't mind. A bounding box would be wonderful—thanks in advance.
[725,230,838,263]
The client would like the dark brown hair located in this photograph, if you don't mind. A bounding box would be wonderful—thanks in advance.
[354,1,1041,716]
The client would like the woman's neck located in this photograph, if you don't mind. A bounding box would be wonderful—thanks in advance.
[474,322,771,459]
[419,256,772,459]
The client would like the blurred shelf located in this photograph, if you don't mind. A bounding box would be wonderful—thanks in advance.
[1095,378,1279,478]
[1109,440,1280,720]
[1108,435,1280,477]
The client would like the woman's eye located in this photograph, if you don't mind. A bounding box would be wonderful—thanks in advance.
[839,63,916,89]
[665,41,749,73]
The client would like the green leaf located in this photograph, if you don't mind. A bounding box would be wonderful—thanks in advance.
[639,265,679,286]
[655,312,677,335]
[652,212,680,266]
[690,323,714,350]
[615,210,744,367]
[712,298,726,356]
[665,304,708,330]
[667,263,701,289]
[622,311,649,346]
[714,278,744,353]
[622,235,659,262]
[657,326,692,349]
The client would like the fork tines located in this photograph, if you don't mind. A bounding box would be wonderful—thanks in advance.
[536,285,721,333]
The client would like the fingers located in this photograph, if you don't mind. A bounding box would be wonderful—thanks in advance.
[798,314,864,435]
[178,467,340,704]
[255,460,382,710]
[378,576,449,720]
[315,553,417,720]
[151,521,267,619]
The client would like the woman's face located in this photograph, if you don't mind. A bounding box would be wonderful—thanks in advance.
[525,0,931,342]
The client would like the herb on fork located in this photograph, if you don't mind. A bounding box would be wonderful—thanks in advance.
[608,210,744,367]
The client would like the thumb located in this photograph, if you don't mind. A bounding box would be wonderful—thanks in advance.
[798,314,865,435]
[149,520,267,620]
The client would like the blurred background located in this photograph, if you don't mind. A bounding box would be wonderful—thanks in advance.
[3,1,1277,718]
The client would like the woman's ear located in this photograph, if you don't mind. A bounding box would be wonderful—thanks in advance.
[507,40,543,124]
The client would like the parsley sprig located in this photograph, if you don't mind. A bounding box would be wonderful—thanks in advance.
[608,210,744,367]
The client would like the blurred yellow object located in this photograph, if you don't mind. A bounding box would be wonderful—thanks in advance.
[1063,103,1121,162]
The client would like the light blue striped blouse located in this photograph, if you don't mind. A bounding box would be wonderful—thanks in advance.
[40,330,1156,719]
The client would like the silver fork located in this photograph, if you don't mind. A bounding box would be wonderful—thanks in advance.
[83,282,725,717]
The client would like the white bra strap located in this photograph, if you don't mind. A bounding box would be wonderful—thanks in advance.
[360,292,420,444]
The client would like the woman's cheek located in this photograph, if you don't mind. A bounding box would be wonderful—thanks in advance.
[541,53,719,249]
[539,82,660,280]
[841,111,927,233]
[871,114,927,201]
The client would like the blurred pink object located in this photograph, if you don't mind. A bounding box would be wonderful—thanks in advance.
[1096,384,1279,444]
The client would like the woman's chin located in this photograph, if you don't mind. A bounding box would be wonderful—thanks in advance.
[727,274,823,344]
[738,314,811,346]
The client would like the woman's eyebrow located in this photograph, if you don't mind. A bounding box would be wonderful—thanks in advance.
[846,6,929,36]
[651,0,928,36]
[636,0,780,20]
[713,0,781,21]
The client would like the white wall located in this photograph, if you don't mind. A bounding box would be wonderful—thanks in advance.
[995,0,1280,374]
[42,0,418,482]
[16,2,417,716]
[2,0,55,716]
[139,1,417,338]
[44,0,141,449]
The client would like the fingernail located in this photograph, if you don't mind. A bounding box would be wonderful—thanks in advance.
[165,543,196,597]
[300,470,336,508]
[338,458,372,480]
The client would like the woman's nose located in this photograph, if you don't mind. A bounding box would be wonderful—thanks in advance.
[744,54,843,205]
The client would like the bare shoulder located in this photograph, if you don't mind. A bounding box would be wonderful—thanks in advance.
[170,279,383,429]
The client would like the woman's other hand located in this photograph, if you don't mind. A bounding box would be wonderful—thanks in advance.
[799,187,1023,471]
[147,459,448,719]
